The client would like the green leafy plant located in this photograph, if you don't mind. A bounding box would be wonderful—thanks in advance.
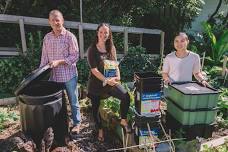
[0,110,19,132]
[178,140,199,152]
[77,58,90,85]
[119,46,160,82]
[202,22,228,65]
[100,83,135,122]
[202,143,228,152]
[216,114,228,129]
[217,88,228,119]
[205,66,223,77]
[0,31,42,96]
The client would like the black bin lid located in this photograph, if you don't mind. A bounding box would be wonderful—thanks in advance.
[15,64,51,96]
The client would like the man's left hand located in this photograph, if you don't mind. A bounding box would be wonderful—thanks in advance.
[49,60,62,68]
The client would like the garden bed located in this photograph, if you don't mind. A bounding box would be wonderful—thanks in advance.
[0,96,227,152]
[0,99,123,152]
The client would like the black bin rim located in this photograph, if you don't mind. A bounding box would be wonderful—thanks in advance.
[19,90,62,99]
[19,96,62,105]
[19,90,62,105]
[134,71,161,79]
[18,81,63,105]
[15,64,51,96]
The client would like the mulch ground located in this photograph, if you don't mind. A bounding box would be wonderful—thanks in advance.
[0,102,227,152]
[0,105,122,152]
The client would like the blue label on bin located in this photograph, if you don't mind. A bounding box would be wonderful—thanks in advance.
[104,69,117,78]
[139,128,159,137]
[141,92,161,100]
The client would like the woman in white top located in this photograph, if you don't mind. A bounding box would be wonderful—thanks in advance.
[162,32,209,86]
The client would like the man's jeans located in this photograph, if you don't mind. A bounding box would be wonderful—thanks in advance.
[64,76,81,126]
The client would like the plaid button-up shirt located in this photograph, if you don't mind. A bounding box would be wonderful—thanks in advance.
[40,28,79,82]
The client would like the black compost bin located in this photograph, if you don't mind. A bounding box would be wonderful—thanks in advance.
[134,72,162,92]
[134,72,162,115]
[15,64,68,146]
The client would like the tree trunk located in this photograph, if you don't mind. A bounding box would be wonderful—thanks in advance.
[207,0,223,23]
[3,0,11,14]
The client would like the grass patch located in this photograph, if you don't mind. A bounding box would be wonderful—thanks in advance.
[0,107,19,132]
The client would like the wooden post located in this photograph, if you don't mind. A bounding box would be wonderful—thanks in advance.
[124,28,128,55]
[80,0,83,23]
[159,32,165,70]
[222,55,227,76]
[139,33,143,46]
[19,18,27,54]
[201,52,206,69]
[78,24,84,59]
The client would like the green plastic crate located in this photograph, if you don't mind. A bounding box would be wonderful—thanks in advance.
[167,98,217,125]
[165,82,219,110]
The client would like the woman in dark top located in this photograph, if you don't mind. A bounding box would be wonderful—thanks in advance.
[87,23,131,142]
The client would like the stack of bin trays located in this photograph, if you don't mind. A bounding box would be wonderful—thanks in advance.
[166,82,219,139]
[134,72,162,145]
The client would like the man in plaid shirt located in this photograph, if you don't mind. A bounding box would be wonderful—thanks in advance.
[40,10,81,135]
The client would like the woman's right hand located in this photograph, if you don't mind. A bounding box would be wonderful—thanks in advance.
[162,73,171,85]
[164,78,171,85]
[107,77,119,86]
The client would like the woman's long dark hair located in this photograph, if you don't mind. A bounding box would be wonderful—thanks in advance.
[92,23,115,59]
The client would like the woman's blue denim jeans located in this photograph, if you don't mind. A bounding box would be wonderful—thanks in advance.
[64,76,81,126]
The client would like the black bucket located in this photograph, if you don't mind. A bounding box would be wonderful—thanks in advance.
[15,65,68,146]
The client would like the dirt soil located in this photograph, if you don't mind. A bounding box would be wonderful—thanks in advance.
[0,104,227,152]
[0,105,122,152]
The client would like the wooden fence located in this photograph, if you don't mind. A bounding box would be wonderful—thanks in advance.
[0,47,19,56]
[0,14,165,59]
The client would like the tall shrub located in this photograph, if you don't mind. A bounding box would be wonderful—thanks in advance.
[202,22,228,65]
[0,32,42,95]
